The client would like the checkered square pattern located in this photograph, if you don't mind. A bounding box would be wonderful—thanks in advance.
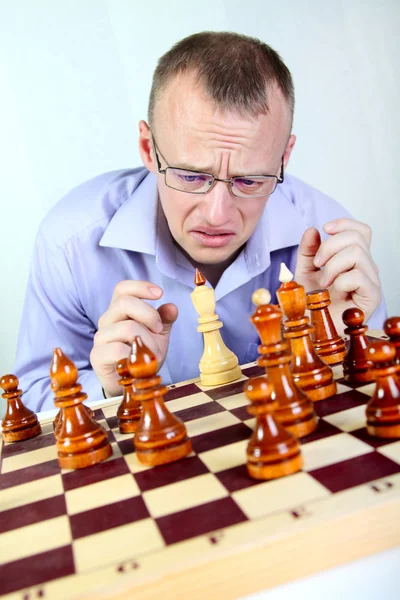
[1,357,400,600]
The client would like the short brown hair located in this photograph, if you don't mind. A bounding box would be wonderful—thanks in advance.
[148,31,294,130]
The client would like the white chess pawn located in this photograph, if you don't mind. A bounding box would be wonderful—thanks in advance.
[190,270,242,386]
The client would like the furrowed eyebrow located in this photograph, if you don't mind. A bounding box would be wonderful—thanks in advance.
[173,162,214,173]
[173,163,270,177]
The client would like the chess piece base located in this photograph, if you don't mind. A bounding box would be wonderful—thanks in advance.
[200,365,242,387]
[2,421,42,442]
[343,368,374,385]
[294,378,337,402]
[58,441,112,469]
[366,421,400,438]
[280,412,319,438]
[119,419,140,434]
[316,348,346,365]
[247,452,303,480]
[136,438,192,466]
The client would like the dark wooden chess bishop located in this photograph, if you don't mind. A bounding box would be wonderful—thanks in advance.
[250,289,318,438]
[127,336,192,466]
[277,271,337,401]
[0,374,41,442]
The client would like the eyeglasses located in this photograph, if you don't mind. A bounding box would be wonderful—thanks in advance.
[151,134,284,198]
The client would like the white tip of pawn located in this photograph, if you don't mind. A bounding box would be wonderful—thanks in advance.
[252,288,271,306]
[279,262,294,283]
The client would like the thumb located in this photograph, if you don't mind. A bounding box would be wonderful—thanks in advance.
[157,303,179,335]
[295,227,321,276]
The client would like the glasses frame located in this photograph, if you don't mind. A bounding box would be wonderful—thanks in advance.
[151,134,284,198]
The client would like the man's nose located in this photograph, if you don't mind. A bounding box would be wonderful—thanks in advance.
[200,180,235,225]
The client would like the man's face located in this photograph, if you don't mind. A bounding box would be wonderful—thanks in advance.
[142,72,294,267]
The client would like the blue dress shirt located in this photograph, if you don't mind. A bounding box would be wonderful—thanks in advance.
[14,167,387,411]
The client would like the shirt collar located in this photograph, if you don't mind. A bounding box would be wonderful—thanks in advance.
[99,168,159,255]
[99,169,307,293]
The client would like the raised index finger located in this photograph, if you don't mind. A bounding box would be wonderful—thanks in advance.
[324,218,372,248]
[111,280,163,302]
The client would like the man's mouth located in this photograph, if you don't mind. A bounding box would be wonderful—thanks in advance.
[190,228,235,247]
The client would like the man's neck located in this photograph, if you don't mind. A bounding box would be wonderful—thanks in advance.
[176,243,243,288]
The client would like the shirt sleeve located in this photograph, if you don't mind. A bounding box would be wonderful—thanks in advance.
[13,232,104,412]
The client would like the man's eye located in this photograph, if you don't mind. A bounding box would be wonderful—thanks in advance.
[236,178,257,186]
[179,174,205,183]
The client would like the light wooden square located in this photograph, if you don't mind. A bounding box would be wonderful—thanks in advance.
[356,382,376,397]
[1,516,71,562]
[331,364,344,379]
[377,441,400,465]
[324,405,367,432]
[302,433,373,472]
[74,518,164,573]
[233,472,330,519]
[336,381,353,394]
[1,444,57,473]
[185,411,240,438]
[65,473,140,515]
[0,474,63,512]
[167,391,213,414]
[199,440,248,472]
[142,473,228,518]
[216,391,249,410]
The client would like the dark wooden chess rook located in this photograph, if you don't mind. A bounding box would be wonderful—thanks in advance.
[384,317,400,365]
[366,341,400,438]
[50,348,112,469]
[244,375,303,480]
[127,336,192,466]
[0,374,41,442]
[277,275,337,401]
[342,308,374,384]
[116,357,142,433]
[306,288,346,365]
[251,289,318,438]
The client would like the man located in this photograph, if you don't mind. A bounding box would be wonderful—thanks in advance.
[14,32,385,412]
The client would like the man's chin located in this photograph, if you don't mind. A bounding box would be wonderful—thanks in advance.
[185,244,242,267]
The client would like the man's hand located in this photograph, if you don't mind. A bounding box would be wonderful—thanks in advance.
[294,219,382,335]
[90,280,178,397]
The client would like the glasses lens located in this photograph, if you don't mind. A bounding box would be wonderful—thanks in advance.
[166,168,214,193]
[231,176,277,198]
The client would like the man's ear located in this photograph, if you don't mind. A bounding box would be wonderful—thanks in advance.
[283,134,296,170]
[138,120,156,172]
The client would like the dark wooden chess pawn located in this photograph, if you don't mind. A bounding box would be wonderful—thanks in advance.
[50,348,112,469]
[365,341,400,438]
[342,308,374,384]
[127,336,192,466]
[251,289,318,438]
[0,374,41,442]
[276,266,337,401]
[116,357,142,433]
[384,317,400,366]
[306,289,346,365]
[244,375,303,480]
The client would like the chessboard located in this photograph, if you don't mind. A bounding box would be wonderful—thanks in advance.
[1,332,400,600]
